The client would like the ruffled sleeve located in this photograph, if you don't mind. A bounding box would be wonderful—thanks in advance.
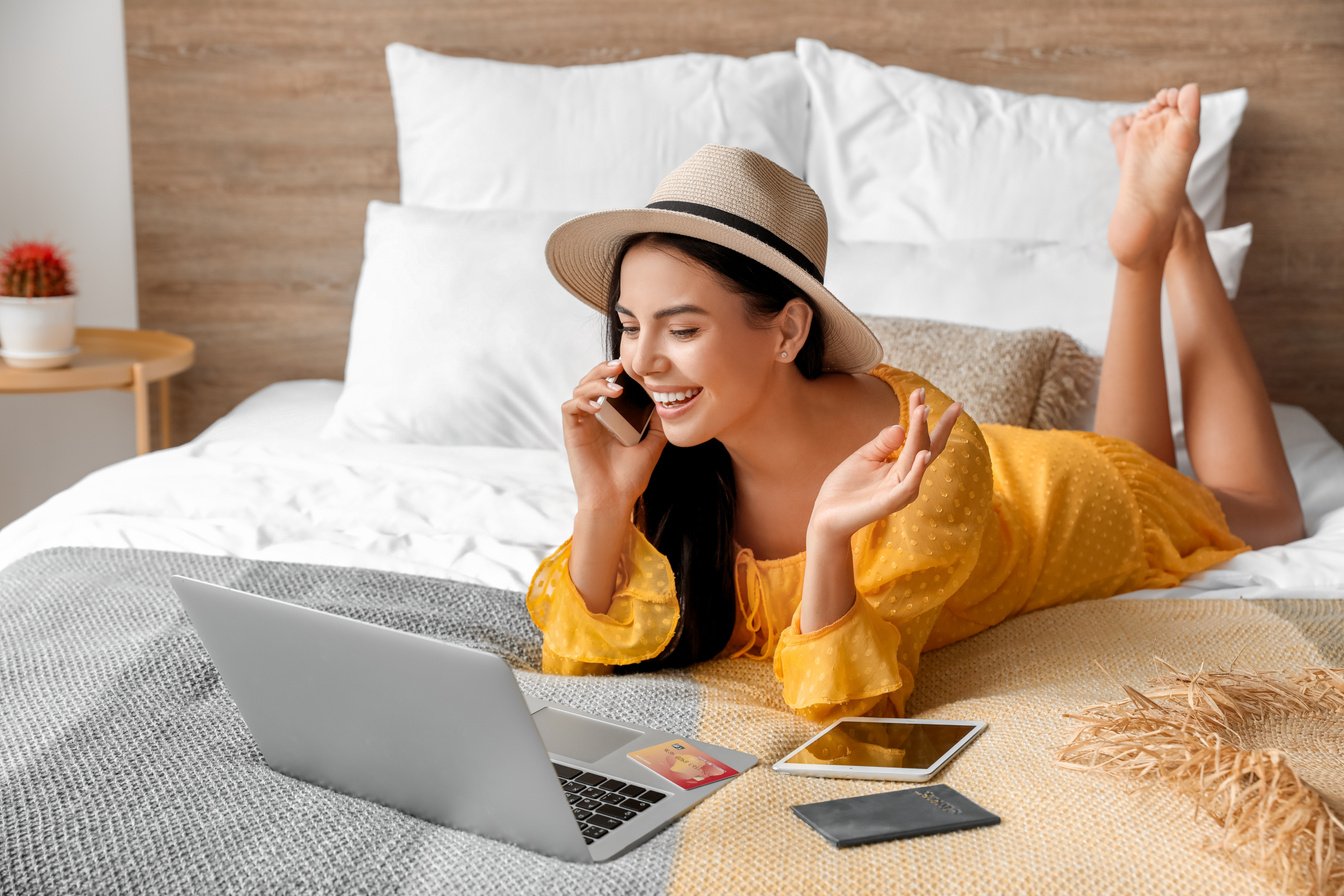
[526,523,681,676]
[772,369,996,724]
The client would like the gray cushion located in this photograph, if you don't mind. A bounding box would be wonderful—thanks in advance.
[860,315,1100,429]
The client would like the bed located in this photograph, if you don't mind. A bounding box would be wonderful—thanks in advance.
[5,20,1344,896]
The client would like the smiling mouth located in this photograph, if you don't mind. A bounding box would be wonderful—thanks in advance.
[649,387,702,408]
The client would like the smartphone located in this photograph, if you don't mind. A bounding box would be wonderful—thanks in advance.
[593,369,654,447]
[772,717,987,782]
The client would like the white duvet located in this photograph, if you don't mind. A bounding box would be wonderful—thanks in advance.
[2,380,1343,601]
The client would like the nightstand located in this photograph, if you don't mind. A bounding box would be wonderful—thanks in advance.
[0,327,196,455]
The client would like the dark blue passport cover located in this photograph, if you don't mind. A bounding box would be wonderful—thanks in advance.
[791,783,1000,847]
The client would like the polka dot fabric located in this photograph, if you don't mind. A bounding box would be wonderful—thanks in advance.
[525,364,1249,719]
[526,524,680,675]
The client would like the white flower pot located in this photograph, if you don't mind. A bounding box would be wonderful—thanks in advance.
[0,295,78,368]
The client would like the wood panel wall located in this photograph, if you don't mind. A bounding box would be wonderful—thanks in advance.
[125,0,1344,443]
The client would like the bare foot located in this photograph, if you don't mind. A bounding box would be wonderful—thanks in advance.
[1108,84,1202,269]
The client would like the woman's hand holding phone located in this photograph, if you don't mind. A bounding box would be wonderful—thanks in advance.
[562,359,666,512]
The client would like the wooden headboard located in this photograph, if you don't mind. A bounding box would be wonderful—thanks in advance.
[125,0,1344,444]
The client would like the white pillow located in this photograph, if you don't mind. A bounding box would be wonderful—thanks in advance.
[388,42,810,212]
[324,202,1250,449]
[824,224,1253,429]
[321,202,607,449]
[797,38,1248,243]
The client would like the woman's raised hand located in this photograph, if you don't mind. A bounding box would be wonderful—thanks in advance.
[808,387,963,541]
[561,358,667,512]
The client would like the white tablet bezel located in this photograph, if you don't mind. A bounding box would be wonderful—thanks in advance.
[771,717,987,782]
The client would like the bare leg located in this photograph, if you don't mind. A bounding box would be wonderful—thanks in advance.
[1099,85,1305,548]
[1094,88,1200,466]
[1164,207,1305,547]
[1094,256,1176,465]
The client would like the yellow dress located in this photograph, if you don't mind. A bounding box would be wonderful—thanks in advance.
[525,365,1249,724]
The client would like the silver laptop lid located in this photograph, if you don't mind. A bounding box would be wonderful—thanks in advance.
[170,575,592,863]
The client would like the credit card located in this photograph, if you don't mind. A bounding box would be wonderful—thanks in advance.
[628,739,738,789]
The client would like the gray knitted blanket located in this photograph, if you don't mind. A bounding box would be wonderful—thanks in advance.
[0,548,705,895]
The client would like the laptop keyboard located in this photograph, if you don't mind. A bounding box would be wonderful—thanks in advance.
[552,762,668,845]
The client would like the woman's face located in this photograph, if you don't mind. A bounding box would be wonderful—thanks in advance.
[615,241,795,448]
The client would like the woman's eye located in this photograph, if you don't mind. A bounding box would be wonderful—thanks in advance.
[671,328,699,339]
[619,326,639,336]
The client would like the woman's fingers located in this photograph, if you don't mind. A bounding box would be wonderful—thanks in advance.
[580,359,622,391]
[893,390,963,479]
[893,388,931,478]
[882,447,933,515]
[909,389,933,454]
[567,359,627,415]
[904,449,932,492]
[860,424,907,462]
[886,402,956,499]
[583,377,625,408]
[565,380,624,417]
[893,410,926,479]
[580,357,622,383]
[928,402,963,457]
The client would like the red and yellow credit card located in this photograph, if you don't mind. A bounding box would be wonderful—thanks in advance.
[628,739,738,789]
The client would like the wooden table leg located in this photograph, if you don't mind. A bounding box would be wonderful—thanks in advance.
[158,378,171,450]
[132,362,149,455]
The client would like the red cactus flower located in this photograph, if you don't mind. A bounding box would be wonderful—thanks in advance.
[1,240,75,298]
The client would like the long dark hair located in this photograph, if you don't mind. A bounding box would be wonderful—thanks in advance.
[608,233,826,673]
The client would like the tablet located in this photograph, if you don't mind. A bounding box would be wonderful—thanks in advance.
[772,717,986,782]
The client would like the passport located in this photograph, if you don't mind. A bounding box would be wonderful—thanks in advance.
[791,783,1000,848]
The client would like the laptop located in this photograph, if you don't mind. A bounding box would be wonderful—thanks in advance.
[169,576,757,863]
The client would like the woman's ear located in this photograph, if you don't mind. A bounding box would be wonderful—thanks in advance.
[777,298,813,360]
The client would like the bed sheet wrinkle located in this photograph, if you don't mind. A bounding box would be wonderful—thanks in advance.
[0,434,581,589]
[696,78,729,134]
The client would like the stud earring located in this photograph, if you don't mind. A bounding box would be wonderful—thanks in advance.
[779,351,789,359]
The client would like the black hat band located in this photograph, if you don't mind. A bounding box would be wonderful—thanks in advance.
[645,200,823,283]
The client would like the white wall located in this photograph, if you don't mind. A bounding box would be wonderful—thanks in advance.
[0,0,139,529]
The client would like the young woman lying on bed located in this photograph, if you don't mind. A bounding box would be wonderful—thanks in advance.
[526,85,1305,724]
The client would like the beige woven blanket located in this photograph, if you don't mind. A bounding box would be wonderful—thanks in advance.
[674,597,1343,896]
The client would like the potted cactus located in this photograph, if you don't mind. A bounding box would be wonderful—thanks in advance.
[0,240,78,369]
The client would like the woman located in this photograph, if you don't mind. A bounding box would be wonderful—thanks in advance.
[526,84,1305,724]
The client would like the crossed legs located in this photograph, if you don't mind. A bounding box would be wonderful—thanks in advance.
[1094,84,1305,549]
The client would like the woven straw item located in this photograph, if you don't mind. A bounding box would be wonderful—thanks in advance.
[545,144,884,373]
[1057,663,1344,896]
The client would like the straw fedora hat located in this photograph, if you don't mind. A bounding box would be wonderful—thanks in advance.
[545,144,884,373]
